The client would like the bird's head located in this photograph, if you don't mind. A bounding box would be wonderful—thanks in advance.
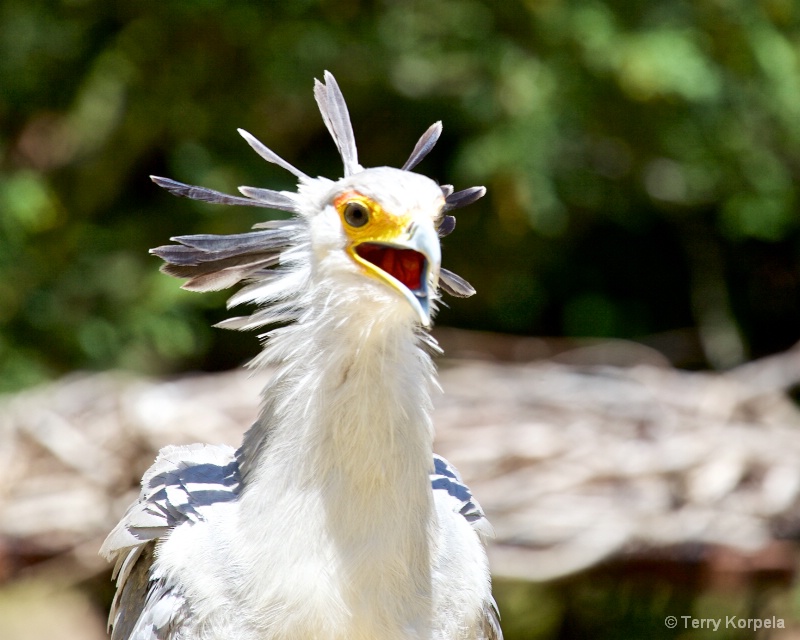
[150,72,483,331]
[307,167,444,326]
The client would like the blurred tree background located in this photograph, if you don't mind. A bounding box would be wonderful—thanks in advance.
[2,0,800,392]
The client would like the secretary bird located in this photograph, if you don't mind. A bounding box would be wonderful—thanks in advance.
[101,71,500,640]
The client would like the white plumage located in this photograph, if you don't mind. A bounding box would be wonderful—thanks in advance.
[101,72,500,640]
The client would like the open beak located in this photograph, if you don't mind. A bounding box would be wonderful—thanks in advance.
[348,221,441,326]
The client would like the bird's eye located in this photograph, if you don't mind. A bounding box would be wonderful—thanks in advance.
[343,201,369,228]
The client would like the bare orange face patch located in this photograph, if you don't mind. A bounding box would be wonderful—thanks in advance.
[335,190,430,294]
[334,191,413,245]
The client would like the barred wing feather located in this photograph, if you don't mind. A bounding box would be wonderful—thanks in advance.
[101,444,240,640]
[431,454,502,640]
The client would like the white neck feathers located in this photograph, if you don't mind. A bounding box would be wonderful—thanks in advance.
[231,286,439,637]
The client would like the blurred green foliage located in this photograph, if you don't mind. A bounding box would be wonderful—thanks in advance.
[494,572,800,640]
[2,0,800,390]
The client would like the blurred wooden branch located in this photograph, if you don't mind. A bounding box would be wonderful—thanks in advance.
[2,332,800,585]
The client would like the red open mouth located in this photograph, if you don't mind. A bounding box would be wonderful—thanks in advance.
[355,243,426,291]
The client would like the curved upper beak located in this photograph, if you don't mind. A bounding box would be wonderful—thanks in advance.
[348,220,441,326]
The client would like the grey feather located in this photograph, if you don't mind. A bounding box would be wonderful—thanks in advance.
[238,186,299,209]
[237,129,310,182]
[109,543,157,640]
[180,262,278,292]
[150,176,298,213]
[170,230,293,253]
[109,543,191,640]
[481,596,504,640]
[251,219,301,230]
[314,71,360,176]
[402,121,442,171]
[445,186,486,211]
[145,589,188,636]
[237,186,300,212]
[440,184,455,198]
[150,229,296,291]
[170,230,294,255]
[439,268,476,298]
[160,254,280,280]
[438,215,456,237]
[149,245,206,266]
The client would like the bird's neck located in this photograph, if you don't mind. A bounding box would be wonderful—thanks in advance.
[239,298,436,486]
[234,297,438,633]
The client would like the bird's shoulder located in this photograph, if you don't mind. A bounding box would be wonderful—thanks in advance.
[430,453,493,537]
[101,443,240,639]
[430,454,502,640]
[102,443,240,558]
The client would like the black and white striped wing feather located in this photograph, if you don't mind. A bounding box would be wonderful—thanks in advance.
[101,444,240,640]
[431,454,491,535]
[430,454,502,640]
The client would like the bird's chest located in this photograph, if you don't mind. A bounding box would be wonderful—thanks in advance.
[232,549,433,640]
[229,486,436,640]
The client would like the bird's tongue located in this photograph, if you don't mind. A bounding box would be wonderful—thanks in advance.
[356,243,425,291]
